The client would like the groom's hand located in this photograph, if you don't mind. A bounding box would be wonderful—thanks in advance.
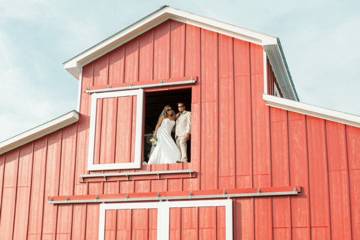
[185,133,191,140]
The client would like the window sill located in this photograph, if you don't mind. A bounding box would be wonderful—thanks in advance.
[80,169,196,183]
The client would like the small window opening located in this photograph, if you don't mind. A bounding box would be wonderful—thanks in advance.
[144,88,192,164]
[274,81,282,97]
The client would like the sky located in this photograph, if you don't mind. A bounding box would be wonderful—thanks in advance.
[0,0,360,141]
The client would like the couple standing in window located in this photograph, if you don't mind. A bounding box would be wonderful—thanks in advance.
[148,103,191,164]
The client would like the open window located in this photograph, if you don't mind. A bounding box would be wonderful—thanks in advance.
[87,80,196,171]
[99,200,233,240]
[143,88,192,163]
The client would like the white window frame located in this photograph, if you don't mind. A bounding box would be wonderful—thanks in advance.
[87,89,144,171]
[98,199,233,240]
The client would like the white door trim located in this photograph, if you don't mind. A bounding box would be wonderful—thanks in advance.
[98,199,233,240]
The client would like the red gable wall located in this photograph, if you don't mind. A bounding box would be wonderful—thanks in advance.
[0,19,359,239]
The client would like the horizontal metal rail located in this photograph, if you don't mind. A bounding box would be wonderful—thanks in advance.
[80,169,195,182]
[86,79,197,94]
[49,187,302,205]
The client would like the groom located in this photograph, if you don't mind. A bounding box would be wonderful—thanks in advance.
[175,102,191,163]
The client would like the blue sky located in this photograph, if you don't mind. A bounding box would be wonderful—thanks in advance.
[1,0,359,141]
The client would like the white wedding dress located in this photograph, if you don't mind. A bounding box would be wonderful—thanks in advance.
[148,118,181,164]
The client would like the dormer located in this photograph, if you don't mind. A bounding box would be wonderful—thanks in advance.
[62,6,299,172]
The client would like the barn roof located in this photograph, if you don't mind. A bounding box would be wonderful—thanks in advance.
[0,111,79,155]
[63,5,299,101]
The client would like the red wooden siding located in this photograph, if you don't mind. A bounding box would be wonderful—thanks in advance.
[169,206,226,240]
[94,96,137,164]
[104,209,157,240]
[0,19,359,239]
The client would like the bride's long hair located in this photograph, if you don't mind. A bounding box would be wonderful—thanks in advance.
[159,105,172,119]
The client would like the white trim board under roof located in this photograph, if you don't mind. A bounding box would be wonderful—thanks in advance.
[63,5,299,101]
[264,94,360,128]
[0,110,79,155]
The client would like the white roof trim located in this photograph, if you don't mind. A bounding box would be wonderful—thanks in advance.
[264,94,360,128]
[0,110,79,155]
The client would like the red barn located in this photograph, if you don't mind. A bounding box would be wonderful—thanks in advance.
[0,6,359,240]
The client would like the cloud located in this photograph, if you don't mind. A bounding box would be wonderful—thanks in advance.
[280,14,360,114]
[0,0,105,141]
[0,31,58,141]
[0,0,51,22]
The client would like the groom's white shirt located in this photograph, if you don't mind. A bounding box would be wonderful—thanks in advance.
[175,110,191,137]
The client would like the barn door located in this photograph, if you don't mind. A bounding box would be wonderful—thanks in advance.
[103,208,158,240]
[88,89,144,171]
[99,200,233,240]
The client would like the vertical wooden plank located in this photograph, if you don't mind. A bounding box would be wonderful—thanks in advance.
[216,206,226,240]
[153,21,170,80]
[180,207,198,240]
[218,34,235,189]
[250,43,272,240]
[234,40,252,186]
[0,150,19,239]
[132,209,149,239]
[270,108,291,239]
[326,121,352,240]
[139,30,154,82]
[27,139,47,240]
[170,20,185,79]
[41,132,62,240]
[183,24,201,191]
[85,204,100,240]
[233,39,254,240]
[13,144,33,240]
[109,47,125,86]
[93,56,109,88]
[94,98,103,164]
[199,207,216,239]
[288,112,311,239]
[124,37,139,84]
[81,63,94,113]
[346,126,360,239]
[116,209,131,239]
[103,183,120,240]
[170,208,181,240]
[100,97,117,164]
[130,97,137,165]
[306,116,331,239]
[200,29,218,190]
[105,210,116,240]
[56,125,77,239]
[149,208,157,240]
[115,96,133,163]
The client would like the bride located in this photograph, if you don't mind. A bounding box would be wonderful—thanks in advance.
[148,106,181,164]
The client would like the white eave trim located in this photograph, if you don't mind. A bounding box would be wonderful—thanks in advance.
[264,94,360,128]
[0,110,79,155]
[63,6,277,80]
